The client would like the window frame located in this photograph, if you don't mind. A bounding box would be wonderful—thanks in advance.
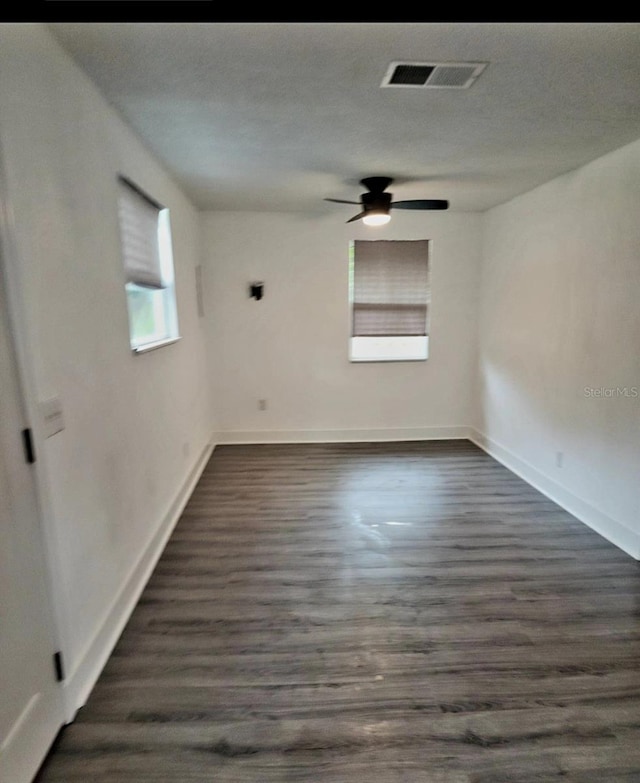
[117,176,181,354]
[348,238,430,363]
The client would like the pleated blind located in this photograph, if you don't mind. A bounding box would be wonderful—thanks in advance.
[352,240,430,337]
[117,178,165,290]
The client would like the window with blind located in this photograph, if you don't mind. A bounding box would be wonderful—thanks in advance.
[349,239,430,362]
[117,177,179,353]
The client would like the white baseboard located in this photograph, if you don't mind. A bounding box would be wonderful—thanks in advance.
[61,440,215,721]
[469,428,640,561]
[214,425,472,445]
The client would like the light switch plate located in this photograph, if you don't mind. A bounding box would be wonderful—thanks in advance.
[40,396,65,438]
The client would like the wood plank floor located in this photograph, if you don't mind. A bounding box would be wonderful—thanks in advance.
[35,440,640,782]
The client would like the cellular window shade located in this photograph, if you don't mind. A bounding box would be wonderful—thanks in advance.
[352,240,430,337]
[117,179,165,290]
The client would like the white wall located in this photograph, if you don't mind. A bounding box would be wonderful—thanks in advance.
[0,24,213,713]
[202,210,482,442]
[476,138,640,558]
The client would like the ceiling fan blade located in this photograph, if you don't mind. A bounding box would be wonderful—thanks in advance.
[391,199,449,210]
[346,212,366,223]
[324,198,362,205]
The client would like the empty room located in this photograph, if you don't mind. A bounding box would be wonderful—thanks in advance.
[1,21,639,783]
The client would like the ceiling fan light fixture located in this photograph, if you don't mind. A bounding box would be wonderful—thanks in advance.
[325,176,448,224]
[363,210,391,226]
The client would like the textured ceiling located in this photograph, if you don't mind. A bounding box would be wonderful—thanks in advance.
[48,22,640,213]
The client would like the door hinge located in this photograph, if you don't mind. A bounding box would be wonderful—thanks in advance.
[22,428,36,464]
[53,651,65,683]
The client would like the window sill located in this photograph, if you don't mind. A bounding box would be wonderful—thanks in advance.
[132,336,181,355]
[350,356,427,363]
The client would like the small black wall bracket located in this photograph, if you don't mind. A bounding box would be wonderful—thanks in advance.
[249,282,264,300]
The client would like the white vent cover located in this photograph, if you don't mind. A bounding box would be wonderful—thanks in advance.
[381,61,488,89]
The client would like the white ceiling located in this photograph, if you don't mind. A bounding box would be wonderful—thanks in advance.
[48,22,640,214]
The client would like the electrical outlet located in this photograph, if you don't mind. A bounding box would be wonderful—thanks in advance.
[556,451,564,468]
[258,399,267,411]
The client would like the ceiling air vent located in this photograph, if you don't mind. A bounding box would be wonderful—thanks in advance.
[381,61,488,89]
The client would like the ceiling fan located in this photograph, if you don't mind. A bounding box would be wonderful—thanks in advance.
[325,177,449,225]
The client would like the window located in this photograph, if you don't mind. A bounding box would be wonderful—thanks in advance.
[349,239,430,362]
[117,177,179,353]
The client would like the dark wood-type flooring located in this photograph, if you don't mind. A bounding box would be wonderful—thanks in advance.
[35,440,640,782]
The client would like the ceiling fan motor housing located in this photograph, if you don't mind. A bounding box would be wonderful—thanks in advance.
[362,191,392,212]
